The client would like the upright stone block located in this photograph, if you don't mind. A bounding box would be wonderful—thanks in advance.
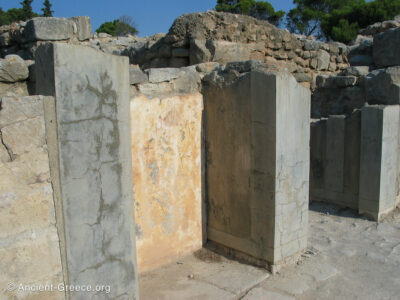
[343,110,361,208]
[324,115,345,194]
[359,105,400,221]
[373,28,400,68]
[36,43,138,299]
[204,68,310,269]
[310,119,327,193]
[70,16,92,41]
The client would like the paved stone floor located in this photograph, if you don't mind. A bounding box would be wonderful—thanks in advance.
[139,203,400,300]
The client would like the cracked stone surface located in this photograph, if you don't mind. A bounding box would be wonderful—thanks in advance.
[35,43,139,299]
[0,96,64,300]
[140,203,400,300]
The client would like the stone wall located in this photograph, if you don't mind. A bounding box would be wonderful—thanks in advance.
[131,93,204,272]
[124,11,349,87]
[0,96,64,300]
[1,12,352,88]
[310,26,400,220]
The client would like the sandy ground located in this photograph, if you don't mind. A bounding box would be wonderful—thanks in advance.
[139,203,400,300]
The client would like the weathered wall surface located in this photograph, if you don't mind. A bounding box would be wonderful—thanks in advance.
[310,105,400,220]
[124,11,349,86]
[36,43,139,299]
[204,65,310,269]
[0,96,64,300]
[273,72,310,263]
[310,112,361,209]
[359,105,400,220]
[130,93,204,272]
[1,12,352,88]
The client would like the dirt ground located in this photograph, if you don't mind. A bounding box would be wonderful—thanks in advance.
[140,203,400,300]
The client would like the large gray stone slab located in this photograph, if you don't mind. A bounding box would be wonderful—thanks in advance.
[373,28,400,68]
[146,67,182,83]
[324,116,345,194]
[204,69,310,267]
[359,105,400,221]
[363,67,400,105]
[24,17,74,42]
[343,110,361,207]
[35,43,138,299]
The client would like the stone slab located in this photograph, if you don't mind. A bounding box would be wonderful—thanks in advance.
[204,68,310,266]
[24,18,74,42]
[130,93,204,272]
[373,28,400,68]
[359,105,400,220]
[35,43,138,299]
[70,16,92,41]
[324,116,345,194]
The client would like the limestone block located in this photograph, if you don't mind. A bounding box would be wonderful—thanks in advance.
[294,72,312,83]
[343,110,361,205]
[0,55,29,83]
[359,105,400,220]
[35,43,139,299]
[204,67,310,267]
[324,116,345,194]
[310,119,327,192]
[0,95,63,300]
[373,28,400,67]
[207,40,252,64]
[363,67,400,105]
[171,68,201,93]
[316,75,357,89]
[340,66,369,77]
[129,65,148,85]
[24,17,74,42]
[316,50,330,71]
[0,81,29,97]
[190,39,212,65]
[70,16,92,41]
[147,67,182,83]
[304,40,321,51]
[130,93,203,272]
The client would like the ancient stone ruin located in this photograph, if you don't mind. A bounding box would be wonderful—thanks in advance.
[0,11,399,300]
